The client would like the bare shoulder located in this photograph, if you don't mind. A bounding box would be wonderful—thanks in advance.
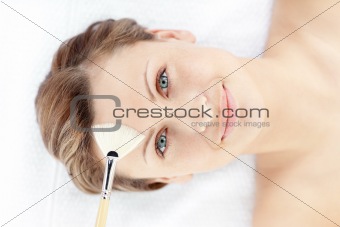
[264,0,340,88]
[264,0,340,56]
[253,149,340,227]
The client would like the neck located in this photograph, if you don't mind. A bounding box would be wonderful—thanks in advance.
[240,57,321,155]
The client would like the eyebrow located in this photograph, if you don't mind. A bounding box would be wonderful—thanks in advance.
[144,59,155,101]
[142,127,155,165]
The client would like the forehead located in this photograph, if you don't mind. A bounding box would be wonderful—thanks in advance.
[88,41,162,134]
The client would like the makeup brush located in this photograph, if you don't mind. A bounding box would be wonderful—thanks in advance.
[95,151,118,227]
[92,123,145,227]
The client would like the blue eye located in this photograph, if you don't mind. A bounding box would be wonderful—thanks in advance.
[158,69,168,95]
[156,130,167,157]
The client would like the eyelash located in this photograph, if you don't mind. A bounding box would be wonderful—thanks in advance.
[155,128,171,158]
[156,66,171,97]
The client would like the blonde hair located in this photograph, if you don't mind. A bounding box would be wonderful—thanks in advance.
[35,19,167,193]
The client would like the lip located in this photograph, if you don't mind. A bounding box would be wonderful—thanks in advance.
[221,83,237,141]
[220,85,228,139]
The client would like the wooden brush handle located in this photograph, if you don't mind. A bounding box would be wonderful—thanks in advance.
[95,198,110,227]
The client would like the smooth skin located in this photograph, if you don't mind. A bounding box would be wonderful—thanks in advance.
[90,0,340,226]
[252,0,340,226]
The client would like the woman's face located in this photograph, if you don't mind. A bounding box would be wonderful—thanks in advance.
[90,29,265,184]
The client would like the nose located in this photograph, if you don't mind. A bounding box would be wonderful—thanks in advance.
[186,95,212,133]
[170,94,216,136]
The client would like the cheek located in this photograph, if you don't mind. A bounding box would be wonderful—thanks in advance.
[167,133,214,170]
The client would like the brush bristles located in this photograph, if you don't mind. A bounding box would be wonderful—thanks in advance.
[92,123,145,159]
